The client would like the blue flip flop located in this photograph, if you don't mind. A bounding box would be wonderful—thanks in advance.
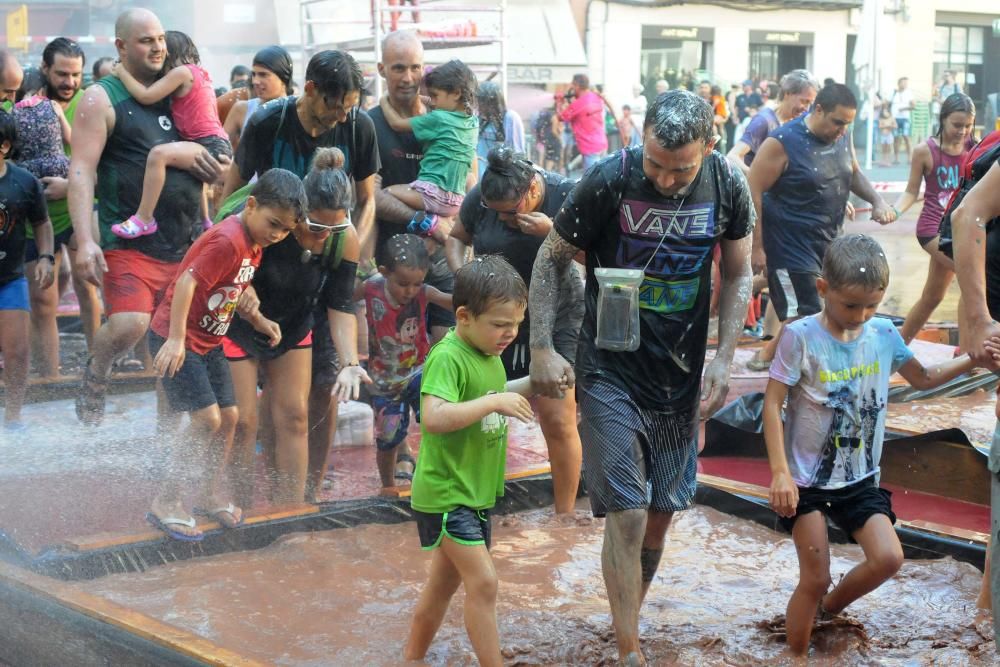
[145,512,204,542]
[192,503,244,529]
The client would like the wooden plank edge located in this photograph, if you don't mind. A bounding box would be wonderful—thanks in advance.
[62,504,319,553]
[0,561,268,666]
[379,464,554,499]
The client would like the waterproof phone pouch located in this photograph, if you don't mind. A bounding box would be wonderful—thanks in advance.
[594,268,644,352]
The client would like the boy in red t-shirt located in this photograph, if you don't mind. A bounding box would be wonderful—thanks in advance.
[146,169,306,541]
[354,234,452,488]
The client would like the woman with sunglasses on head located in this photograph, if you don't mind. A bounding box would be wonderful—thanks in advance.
[446,145,585,514]
[222,46,295,153]
[225,148,371,505]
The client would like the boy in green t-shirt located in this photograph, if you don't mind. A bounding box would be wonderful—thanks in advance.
[404,255,537,667]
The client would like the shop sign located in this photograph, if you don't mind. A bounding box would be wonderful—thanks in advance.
[749,30,814,46]
[642,25,714,42]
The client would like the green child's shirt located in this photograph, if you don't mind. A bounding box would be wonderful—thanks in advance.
[410,329,508,514]
[409,109,478,196]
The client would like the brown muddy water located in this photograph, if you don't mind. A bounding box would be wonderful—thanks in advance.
[76,504,993,666]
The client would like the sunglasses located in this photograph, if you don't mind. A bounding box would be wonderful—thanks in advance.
[480,180,532,216]
[305,217,351,233]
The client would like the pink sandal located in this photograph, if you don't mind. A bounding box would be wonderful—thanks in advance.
[111,215,158,239]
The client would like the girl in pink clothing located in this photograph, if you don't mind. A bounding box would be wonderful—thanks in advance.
[111,30,232,239]
[892,93,976,343]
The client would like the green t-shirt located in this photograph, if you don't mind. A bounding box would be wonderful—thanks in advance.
[28,89,83,238]
[409,109,478,196]
[410,329,508,513]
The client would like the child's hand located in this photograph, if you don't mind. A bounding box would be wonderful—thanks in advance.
[254,317,282,348]
[333,364,372,402]
[983,336,1000,364]
[491,392,533,424]
[153,337,186,378]
[769,471,799,518]
[34,258,54,290]
[111,61,123,78]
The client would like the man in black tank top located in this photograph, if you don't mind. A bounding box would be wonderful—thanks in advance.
[68,8,228,426]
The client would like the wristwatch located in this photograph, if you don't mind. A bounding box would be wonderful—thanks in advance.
[38,253,56,264]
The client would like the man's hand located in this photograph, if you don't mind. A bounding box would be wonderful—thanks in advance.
[333,365,372,402]
[529,348,574,399]
[153,337,186,378]
[751,245,767,275]
[699,356,731,418]
[34,257,55,289]
[75,239,108,287]
[189,149,230,185]
[870,199,897,225]
[515,212,554,237]
[40,176,69,201]
[491,392,534,423]
[769,471,799,518]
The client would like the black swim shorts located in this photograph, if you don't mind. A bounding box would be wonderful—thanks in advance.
[414,506,492,550]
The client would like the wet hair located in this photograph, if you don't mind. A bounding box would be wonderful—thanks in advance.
[249,168,307,222]
[424,60,477,115]
[710,84,723,97]
[453,254,527,316]
[642,89,714,148]
[778,70,818,101]
[306,50,363,102]
[230,64,250,81]
[303,147,354,213]
[935,93,975,141]
[16,67,44,102]
[382,233,430,272]
[822,234,889,292]
[43,38,86,69]
[481,145,535,202]
[254,45,294,95]
[815,83,856,112]
[823,77,836,88]
[164,31,199,71]
[0,110,17,156]
[476,81,508,142]
[92,56,114,80]
[572,73,589,89]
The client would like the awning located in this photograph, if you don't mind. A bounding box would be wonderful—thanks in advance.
[289,0,587,86]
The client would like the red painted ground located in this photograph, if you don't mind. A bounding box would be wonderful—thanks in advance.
[697,456,989,534]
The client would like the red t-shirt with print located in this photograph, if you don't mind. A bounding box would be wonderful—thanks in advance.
[151,216,261,355]
[363,274,430,396]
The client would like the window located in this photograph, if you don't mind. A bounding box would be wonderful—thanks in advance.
[933,25,985,103]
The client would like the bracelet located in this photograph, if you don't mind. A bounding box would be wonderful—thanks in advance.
[38,253,56,264]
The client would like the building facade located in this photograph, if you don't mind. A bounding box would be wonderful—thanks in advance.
[579,1,859,111]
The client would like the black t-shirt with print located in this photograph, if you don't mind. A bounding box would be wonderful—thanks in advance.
[236,97,380,182]
[368,105,424,256]
[554,147,754,414]
[0,164,48,286]
[459,170,578,344]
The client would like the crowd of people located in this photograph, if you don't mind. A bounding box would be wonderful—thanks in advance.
[2,7,1000,665]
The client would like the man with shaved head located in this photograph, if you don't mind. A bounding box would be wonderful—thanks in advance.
[370,31,461,340]
[367,31,462,482]
[0,50,23,107]
[69,10,226,441]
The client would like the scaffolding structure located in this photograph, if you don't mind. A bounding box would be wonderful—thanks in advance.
[299,0,508,100]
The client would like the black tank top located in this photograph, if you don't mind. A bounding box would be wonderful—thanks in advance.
[95,76,203,263]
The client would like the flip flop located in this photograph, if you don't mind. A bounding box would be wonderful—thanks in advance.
[192,503,244,529]
[145,512,204,542]
[394,453,416,481]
